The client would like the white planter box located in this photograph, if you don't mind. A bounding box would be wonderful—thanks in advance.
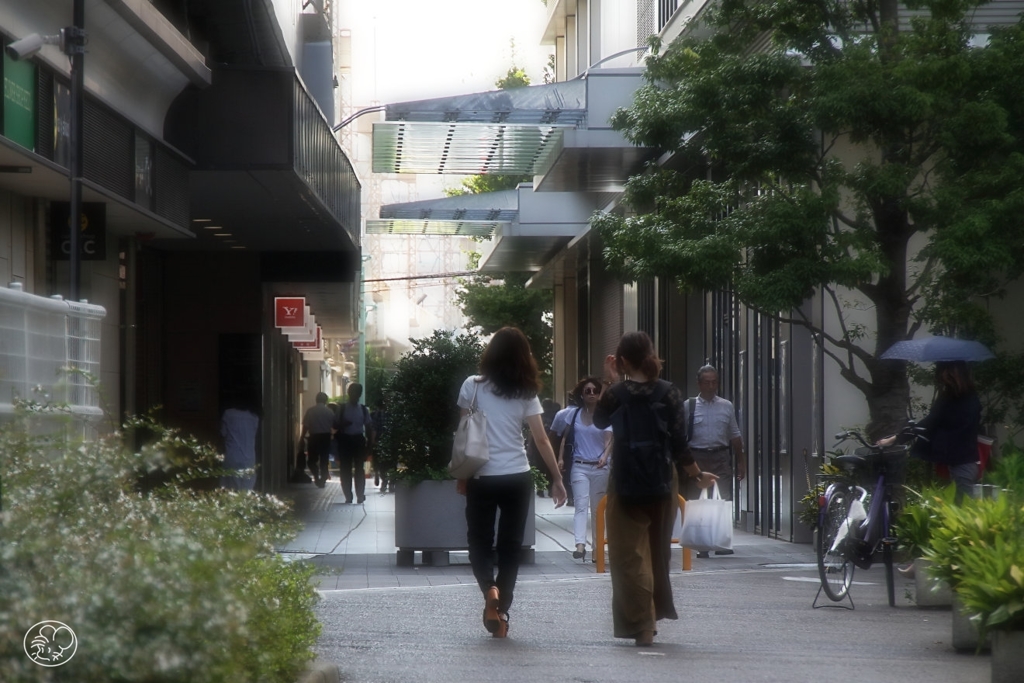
[991,630,1024,683]
[914,558,952,608]
[394,479,536,564]
[952,594,990,651]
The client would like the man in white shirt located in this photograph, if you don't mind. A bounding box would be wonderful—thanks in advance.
[301,392,336,488]
[683,365,746,557]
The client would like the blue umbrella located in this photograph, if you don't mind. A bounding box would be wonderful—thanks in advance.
[879,336,994,362]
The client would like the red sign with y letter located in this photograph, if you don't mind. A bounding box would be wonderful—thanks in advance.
[274,297,306,328]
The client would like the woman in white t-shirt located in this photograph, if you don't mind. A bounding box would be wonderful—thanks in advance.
[456,327,566,639]
[552,377,612,561]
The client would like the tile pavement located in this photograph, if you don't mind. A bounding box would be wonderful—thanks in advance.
[275,477,820,591]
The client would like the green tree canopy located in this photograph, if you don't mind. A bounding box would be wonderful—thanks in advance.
[594,0,1024,437]
[450,60,554,391]
[456,271,553,393]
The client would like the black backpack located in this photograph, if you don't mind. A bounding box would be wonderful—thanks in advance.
[609,381,674,502]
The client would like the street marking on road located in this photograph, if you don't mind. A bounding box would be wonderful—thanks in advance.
[782,576,877,586]
[638,651,665,657]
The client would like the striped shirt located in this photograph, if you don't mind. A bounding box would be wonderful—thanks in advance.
[684,395,740,450]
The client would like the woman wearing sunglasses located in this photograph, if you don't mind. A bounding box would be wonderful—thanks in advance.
[552,376,612,561]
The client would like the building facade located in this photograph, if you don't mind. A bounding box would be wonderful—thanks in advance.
[0,0,361,492]
[367,0,1024,542]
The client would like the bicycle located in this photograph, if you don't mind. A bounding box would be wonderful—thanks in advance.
[814,422,924,608]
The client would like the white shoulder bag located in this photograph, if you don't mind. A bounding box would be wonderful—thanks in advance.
[449,379,489,478]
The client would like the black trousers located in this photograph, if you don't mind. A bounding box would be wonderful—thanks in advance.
[307,433,332,483]
[465,471,533,614]
[337,433,367,502]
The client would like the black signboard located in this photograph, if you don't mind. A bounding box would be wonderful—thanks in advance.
[51,201,106,260]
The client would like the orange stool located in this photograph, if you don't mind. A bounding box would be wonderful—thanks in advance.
[594,494,692,573]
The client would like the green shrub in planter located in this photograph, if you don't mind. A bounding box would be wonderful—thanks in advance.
[985,440,1024,495]
[378,329,484,482]
[0,407,320,682]
[924,494,1011,592]
[945,497,1024,638]
[797,460,842,529]
[894,483,957,558]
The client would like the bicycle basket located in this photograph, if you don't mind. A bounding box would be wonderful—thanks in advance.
[847,444,909,489]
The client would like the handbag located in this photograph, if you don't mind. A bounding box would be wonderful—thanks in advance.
[448,379,490,478]
[679,482,733,552]
[558,407,582,464]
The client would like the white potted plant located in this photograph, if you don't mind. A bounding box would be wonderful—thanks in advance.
[380,330,537,566]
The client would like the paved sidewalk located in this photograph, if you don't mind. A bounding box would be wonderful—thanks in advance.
[277,479,822,589]
[276,480,990,683]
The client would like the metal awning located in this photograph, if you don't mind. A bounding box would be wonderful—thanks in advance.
[369,184,611,272]
[366,220,504,237]
[373,81,586,175]
[367,190,517,236]
[384,80,587,124]
[372,123,566,175]
[371,70,657,190]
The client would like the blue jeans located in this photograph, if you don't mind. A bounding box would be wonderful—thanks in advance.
[949,462,979,503]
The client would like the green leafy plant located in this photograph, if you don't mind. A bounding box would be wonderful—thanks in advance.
[985,439,1024,494]
[0,404,320,682]
[893,483,957,559]
[530,465,550,493]
[456,271,553,393]
[937,497,1024,637]
[924,493,1020,594]
[378,329,484,483]
[798,460,843,529]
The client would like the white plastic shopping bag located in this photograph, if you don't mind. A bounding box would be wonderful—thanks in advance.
[679,482,733,552]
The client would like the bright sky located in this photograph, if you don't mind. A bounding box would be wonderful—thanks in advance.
[344,0,554,105]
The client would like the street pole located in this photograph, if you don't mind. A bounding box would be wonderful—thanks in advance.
[68,0,86,302]
[357,257,367,400]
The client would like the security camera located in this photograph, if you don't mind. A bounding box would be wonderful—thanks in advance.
[5,33,62,61]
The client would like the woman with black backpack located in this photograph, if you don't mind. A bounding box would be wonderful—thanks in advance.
[594,331,717,646]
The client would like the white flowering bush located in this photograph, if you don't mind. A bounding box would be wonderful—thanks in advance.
[0,406,320,682]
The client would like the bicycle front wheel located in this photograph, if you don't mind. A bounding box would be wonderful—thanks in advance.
[817,488,855,601]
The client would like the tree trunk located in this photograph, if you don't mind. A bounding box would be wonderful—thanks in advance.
[865,363,910,442]
[865,190,914,441]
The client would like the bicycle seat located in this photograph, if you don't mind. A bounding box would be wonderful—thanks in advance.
[834,453,876,469]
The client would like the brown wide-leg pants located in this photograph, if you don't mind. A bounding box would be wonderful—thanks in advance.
[606,473,679,639]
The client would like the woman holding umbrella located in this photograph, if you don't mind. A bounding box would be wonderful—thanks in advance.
[916,361,982,501]
[879,358,982,502]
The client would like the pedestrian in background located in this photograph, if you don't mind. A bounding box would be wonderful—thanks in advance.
[326,401,340,482]
[220,393,260,490]
[552,376,611,561]
[878,360,981,502]
[595,331,716,646]
[456,326,566,639]
[549,398,577,507]
[682,364,746,558]
[335,383,374,504]
[301,392,335,488]
[370,400,391,493]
